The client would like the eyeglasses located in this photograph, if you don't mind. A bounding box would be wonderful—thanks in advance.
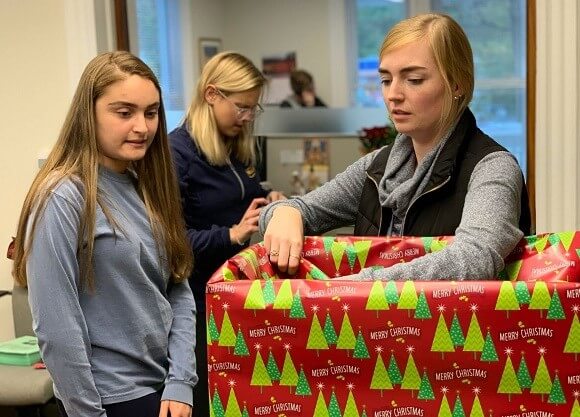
[217,90,264,120]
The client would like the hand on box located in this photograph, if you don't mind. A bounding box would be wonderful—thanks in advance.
[264,206,304,275]
[267,190,286,202]
[230,198,268,245]
[159,400,192,417]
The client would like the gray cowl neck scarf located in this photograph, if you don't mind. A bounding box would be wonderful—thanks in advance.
[378,130,453,234]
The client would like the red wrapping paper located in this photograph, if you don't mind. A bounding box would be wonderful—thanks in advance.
[206,232,580,417]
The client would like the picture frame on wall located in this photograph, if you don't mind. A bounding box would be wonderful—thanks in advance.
[199,38,222,72]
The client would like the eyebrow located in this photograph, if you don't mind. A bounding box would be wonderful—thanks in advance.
[378,65,428,75]
[107,101,160,109]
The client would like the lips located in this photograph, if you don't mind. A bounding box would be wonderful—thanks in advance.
[391,109,411,115]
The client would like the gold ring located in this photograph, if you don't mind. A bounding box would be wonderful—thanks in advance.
[289,254,301,259]
[270,250,279,256]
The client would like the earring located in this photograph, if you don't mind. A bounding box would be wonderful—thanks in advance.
[453,95,460,100]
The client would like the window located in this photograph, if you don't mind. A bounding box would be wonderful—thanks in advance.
[355,0,527,175]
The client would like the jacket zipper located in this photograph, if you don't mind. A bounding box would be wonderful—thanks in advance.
[227,160,245,200]
[400,176,451,234]
[366,172,383,236]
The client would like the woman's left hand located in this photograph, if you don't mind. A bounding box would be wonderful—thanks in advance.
[159,400,192,417]
[267,191,286,202]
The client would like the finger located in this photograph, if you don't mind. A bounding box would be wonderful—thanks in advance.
[158,400,169,417]
[276,239,293,273]
[243,214,260,226]
[268,236,280,262]
[287,240,303,275]
[248,198,269,210]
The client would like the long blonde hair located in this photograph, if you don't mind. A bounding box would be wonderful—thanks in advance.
[185,51,266,166]
[13,51,193,288]
[380,13,474,137]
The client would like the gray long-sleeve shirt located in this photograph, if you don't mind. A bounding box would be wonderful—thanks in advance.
[26,167,197,417]
[259,150,524,281]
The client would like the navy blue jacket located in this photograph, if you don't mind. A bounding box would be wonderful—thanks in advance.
[169,125,268,311]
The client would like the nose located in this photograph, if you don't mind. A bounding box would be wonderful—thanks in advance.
[132,113,148,133]
[386,79,404,103]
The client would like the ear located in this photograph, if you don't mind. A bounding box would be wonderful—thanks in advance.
[453,84,463,97]
[204,86,218,104]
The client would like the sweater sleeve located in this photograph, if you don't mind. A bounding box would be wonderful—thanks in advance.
[161,279,198,405]
[27,189,107,417]
[357,151,524,281]
[259,151,377,236]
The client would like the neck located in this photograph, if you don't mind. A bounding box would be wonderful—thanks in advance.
[411,135,441,165]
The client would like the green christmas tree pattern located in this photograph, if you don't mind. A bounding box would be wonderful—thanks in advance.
[250,344,272,393]
[556,231,575,251]
[548,371,566,404]
[331,241,348,272]
[370,346,393,396]
[546,288,566,320]
[307,305,329,356]
[353,240,372,269]
[516,351,532,390]
[385,280,400,304]
[328,387,342,417]
[497,348,521,401]
[417,368,435,400]
[345,245,357,272]
[233,326,249,356]
[529,281,551,318]
[387,350,403,385]
[273,280,293,316]
[431,238,448,253]
[323,309,339,346]
[289,289,306,319]
[534,235,549,254]
[323,237,334,258]
[564,307,580,360]
[218,305,236,353]
[451,392,465,417]
[337,305,356,356]
[480,329,499,362]
[224,383,242,417]
[495,281,520,318]
[353,328,370,360]
[279,344,299,393]
[241,402,249,417]
[343,384,360,417]
[207,308,220,344]
[469,387,485,417]
[212,383,225,417]
[263,278,276,305]
[505,260,523,280]
[366,281,389,317]
[464,305,484,359]
[313,385,330,417]
[530,347,552,402]
[431,306,455,359]
[414,289,432,319]
[571,393,580,417]
[398,280,418,317]
[438,387,452,417]
[422,237,433,253]
[450,309,465,347]
[401,346,421,397]
[222,266,235,281]
[266,347,281,382]
[295,365,312,396]
[515,281,531,305]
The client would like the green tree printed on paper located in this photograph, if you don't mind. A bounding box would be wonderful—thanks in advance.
[233,327,249,356]
[263,278,276,305]
[273,280,293,316]
[517,353,532,389]
[464,310,484,359]
[451,393,465,417]
[450,310,465,347]
[224,387,242,417]
[353,329,370,359]
[345,244,357,271]
[495,281,520,318]
[366,280,389,317]
[546,288,566,320]
[417,369,435,400]
[313,390,329,417]
[244,280,265,316]
[530,353,552,402]
[398,280,418,317]
[548,373,566,404]
[323,310,338,345]
[515,281,531,305]
[212,385,225,417]
[344,389,360,417]
[218,310,236,352]
[469,394,484,417]
[401,349,421,396]
[266,348,280,381]
[570,397,580,417]
[289,290,306,319]
[564,310,580,360]
[370,349,392,396]
[328,389,341,417]
[307,309,329,356]
[498,355,521,401]
[505,260,523,280]
[295,366,312,396]
[241,403,249,417]
[438,392,452,417]
[414,289,432,319]
[337,311,356,355]
[529,281,551,318]
[480,330,499,362]
[280,348,298,392]
[431,311,454,359]
[385,280,399,304]
[208,309,220,343]
[354,240,372,269]
[250,350,272,393]
[387,351,403,385]
[331,241,348,271]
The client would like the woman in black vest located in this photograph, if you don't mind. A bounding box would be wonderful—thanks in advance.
[259,13,531,281]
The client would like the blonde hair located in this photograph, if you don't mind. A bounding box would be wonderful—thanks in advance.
[185,51,266,166]
[380,13,474,137]
[13,51,193,288]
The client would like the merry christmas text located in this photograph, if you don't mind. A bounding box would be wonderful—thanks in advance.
[248,325,296,338]
[499,327,553,341]
[369,326,421,340]
[311,364,360,377]
[374,406,425,417]
[435,368,487,381]
[254,402,302,415]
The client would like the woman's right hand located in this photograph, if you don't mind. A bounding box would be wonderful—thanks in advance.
[264,206,304,275]
[230,198,268,245]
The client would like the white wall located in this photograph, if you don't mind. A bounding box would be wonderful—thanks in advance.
[0,0,98,341]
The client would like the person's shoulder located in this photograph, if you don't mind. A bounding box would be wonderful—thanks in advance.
[43,173,84,209]
[169,125,200,158]
[279,100,292,108]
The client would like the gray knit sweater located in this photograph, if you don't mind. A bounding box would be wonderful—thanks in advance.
[26,167,197,417]
[259,137,524,281]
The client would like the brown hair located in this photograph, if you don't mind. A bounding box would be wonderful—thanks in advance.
[290,70,314,95]
[13,51,193,288]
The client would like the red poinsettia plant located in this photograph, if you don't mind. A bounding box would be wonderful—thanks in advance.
[358,124,398,153]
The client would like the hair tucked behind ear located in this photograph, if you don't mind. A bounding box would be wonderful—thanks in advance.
[13,51,193,289]
[185,51,266,166]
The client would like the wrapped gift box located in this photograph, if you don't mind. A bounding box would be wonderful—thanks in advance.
[207,233,580,417]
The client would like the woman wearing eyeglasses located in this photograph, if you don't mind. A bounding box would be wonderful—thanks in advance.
[168,51,284,417]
